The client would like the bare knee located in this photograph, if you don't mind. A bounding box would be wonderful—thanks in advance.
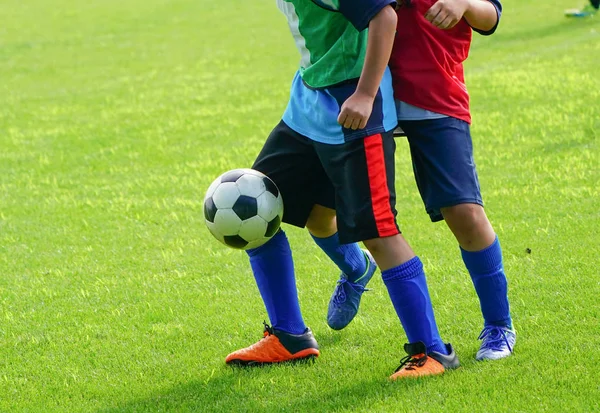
[362,237,386,256]
[363,235,415,271]
[442,204,485,232]
[306,204,337,238]
[441,203,495,250]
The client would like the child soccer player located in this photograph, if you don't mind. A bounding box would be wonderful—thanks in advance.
[224,0,460,379]
[387,0,516,361]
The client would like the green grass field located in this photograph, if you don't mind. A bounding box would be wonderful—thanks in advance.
[1,0,599,411]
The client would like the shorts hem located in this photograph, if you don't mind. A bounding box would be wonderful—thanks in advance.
[283,119,395,145]
[281,216,308,229]
[338,228,401,245]
[426,198,484,222]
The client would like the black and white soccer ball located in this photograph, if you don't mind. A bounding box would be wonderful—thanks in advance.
[203,168,283,250]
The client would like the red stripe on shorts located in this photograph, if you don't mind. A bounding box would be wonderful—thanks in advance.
[364,134,398,238]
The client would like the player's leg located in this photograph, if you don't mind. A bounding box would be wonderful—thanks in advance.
[225,121,324,365]
[306,204,377,330]
[306,202,369,282]
[441,208,514,361]
[305,205,337,238]
[400,117,515,361]
[316,131,459,379]
[440,203,495,251]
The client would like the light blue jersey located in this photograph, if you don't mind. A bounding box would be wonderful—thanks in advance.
[283,68,398,144]
[396,100,448,121]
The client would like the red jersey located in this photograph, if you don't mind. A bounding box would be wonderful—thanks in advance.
[389,0,501,124]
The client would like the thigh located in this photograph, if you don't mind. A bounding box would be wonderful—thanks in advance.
[252,121,335,228]
[314,131,400,244]
[399,117,483,222]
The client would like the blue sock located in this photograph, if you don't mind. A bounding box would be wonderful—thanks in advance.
[311,232,367,282]
[382,257,448,355]
[461,236,512,328]
[246,230,306,335]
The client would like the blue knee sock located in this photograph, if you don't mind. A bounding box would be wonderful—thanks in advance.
[461,236,512,328]
[311,233,367,282]
[382,257,448,355]
[246,230,306,334]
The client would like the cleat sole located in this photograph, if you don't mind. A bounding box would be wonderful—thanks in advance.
[226,353,319,367]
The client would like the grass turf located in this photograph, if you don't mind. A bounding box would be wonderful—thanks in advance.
[0,0,598,411]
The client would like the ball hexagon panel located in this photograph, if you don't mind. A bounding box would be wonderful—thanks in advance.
[204,176,222,201]
[205,221,225,243]
[204,196,217,223]
[245,237,270,250]
[212,182,240,209]
[263,176,279,198]
[223,235,249,249]
[220,169,247,183]
[238,215,268,242]
[232,195,258,221]
[257,191,283,222]
[238,168,265,178]
[212,208,242,236]
[265,215,281,238]
[236,173,266,198]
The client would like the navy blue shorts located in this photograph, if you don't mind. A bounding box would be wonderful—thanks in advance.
[398,117,483,222]
[252,121,400,244]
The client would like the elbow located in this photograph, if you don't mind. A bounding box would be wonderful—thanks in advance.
[473,24,497,36]
[467,2,501,35]
[471,17,499,36]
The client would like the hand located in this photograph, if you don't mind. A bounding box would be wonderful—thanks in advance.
[337,92,374,130]
[424,0,471,30]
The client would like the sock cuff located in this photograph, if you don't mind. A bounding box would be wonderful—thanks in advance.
[310,232,339,247]
[381,256,423,282]
[461,235,503,275]
[246,229,287,257]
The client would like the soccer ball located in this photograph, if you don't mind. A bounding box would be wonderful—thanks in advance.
[203,168,283,250]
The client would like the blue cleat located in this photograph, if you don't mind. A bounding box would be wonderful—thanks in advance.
[327,250,377,330]
[476,326,516,361]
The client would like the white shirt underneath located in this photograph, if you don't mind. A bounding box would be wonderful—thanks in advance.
[396,100,448,121]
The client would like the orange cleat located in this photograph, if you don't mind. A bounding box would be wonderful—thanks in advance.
[226,322,320,366]
[390,341,460,380]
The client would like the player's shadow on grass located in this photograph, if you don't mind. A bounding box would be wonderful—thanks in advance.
[99,362,432,412]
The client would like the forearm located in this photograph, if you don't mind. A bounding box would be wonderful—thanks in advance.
[356,5,397,98]
[464,0,499,32]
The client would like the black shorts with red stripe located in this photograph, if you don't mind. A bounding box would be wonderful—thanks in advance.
[252,121,400,244]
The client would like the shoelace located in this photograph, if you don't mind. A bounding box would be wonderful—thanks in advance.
[478,326,513,352]
[241,322,274,352]
[262,321,274,336]
[332,278,370,305]
[394,353,428,372]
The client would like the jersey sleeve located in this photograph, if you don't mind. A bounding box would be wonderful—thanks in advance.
[472,0,502,36]
[337,0,397,32]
